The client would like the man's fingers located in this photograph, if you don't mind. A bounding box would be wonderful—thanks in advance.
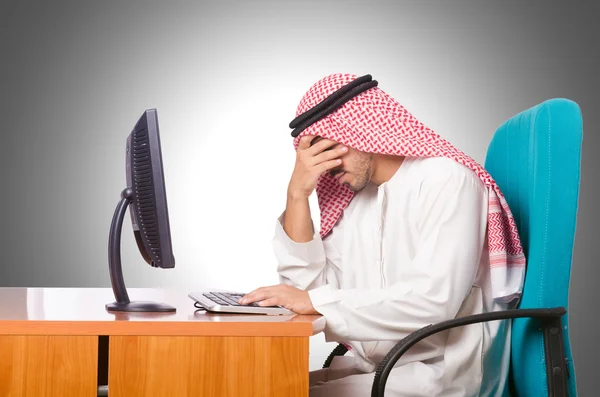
[258,298,280,307]
[240,294,266,304]
[240,285,279,304]
[309,136,323,147]
[307,137,339,155]
[318,159,343,174]
[313,145,347,165]
[240,289,267,304]
[297,135,315,150]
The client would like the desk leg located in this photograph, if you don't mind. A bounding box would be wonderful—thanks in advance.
[109,336,309,397]
[0,335,98,396]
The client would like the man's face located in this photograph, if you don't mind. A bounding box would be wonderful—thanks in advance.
[311,136,373,192]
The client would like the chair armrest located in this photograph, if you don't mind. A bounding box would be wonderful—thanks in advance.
[371,307,567,397]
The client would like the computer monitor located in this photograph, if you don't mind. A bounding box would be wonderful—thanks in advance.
[106,109,176,312]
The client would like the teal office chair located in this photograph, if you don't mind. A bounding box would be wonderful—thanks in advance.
[322,98,583,397]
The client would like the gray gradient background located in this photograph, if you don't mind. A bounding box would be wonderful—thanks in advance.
[1,0,598,392]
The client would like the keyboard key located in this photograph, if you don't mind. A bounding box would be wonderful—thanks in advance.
[202,293,229,306]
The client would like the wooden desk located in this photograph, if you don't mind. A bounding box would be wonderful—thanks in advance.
[0,288,324,396]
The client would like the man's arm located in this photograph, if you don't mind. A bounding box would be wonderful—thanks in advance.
[272,135,347,291]
[306,172,489,341]
[240,136,346,310]
[284,135,346,242]
[240,213,343,314]
[282,194,314,242]
[273,207,344,292]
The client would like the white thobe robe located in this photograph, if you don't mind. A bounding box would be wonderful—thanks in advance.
[273,156,512,397]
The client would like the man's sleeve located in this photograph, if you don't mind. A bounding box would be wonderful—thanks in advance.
[273,212,342,290]
[307,172,488,342]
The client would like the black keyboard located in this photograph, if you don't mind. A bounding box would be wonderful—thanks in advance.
[202,292,280,308]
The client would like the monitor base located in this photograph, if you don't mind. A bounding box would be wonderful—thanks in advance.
[106,301,176,312]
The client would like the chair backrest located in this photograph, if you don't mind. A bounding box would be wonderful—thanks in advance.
[484,98,582,397]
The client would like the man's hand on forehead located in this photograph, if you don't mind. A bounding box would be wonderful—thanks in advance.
[304,135,339,152]
[288,135,347,199]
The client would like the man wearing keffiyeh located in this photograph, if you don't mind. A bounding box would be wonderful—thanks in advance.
[241,73,526,396]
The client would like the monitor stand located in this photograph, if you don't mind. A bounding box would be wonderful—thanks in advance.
[105,188,176,312]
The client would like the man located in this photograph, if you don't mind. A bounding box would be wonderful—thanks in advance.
[240,73,526,396]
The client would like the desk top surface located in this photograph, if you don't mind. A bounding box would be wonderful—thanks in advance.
[0,288,325,337]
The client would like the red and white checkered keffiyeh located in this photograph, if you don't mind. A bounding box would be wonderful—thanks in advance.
[292,73,526,302]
